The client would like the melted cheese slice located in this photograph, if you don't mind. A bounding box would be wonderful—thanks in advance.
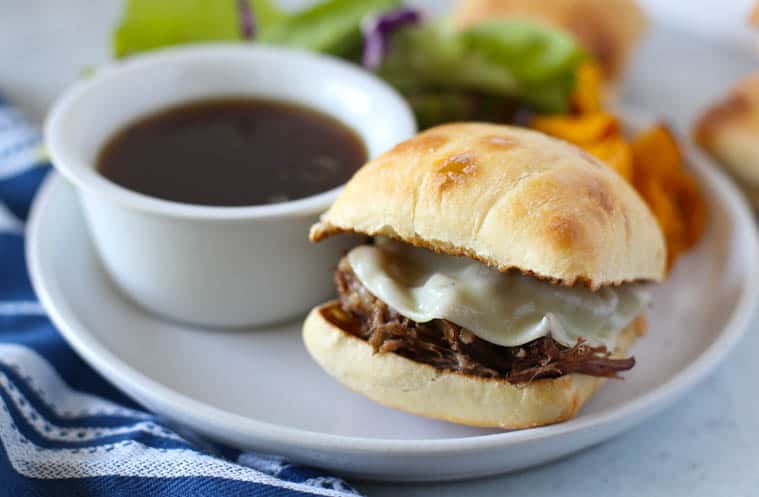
[347,240,650,349]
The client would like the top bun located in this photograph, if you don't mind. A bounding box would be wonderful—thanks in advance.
[310,123,666,288]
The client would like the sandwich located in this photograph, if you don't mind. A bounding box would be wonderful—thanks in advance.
[303,123,666,428]
[693,72,759,209]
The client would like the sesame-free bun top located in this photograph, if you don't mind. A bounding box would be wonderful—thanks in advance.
[310,123,666,288]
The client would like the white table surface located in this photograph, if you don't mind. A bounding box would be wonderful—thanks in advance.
[2,1,759,495]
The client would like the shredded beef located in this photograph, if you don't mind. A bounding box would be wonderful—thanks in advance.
[329,256,635,384]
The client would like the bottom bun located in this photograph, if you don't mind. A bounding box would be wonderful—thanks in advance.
[302,302,646,429]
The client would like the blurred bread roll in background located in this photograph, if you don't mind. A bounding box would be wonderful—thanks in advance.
[451,0,647,81]
[694,73,759,208]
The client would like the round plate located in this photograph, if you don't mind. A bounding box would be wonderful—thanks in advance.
[27,115,759,482]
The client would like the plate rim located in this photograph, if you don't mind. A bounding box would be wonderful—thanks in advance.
[26,110,759,457]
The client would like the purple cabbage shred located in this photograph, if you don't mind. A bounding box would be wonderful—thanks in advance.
[361,7,422,70]
[237,0,256,40]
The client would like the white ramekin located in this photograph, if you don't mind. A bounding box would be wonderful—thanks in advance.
[44,44,416,327]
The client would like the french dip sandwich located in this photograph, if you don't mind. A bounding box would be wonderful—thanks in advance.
[304,123,666,428]
[694,72,759,209]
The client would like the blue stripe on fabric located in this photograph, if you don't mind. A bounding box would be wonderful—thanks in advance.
[0,361,149,428]
[0,315,143,409]
[0,373,196,451]
[0,165,48,220]
[277,465,331,485]
[0,390,190,451]
[0,400,189,453]
[0,438,322,497]
[0,233,35,301]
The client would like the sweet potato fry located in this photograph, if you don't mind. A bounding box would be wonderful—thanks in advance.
[531,112,619,145]
[571,62,604,114]
[585,135,634,181]
[666,169,706,247]
[636,176,686,267]
[630,123,706,268]
[630,124,683,180]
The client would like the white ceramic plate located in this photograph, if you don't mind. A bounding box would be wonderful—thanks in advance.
[27,111,759,482]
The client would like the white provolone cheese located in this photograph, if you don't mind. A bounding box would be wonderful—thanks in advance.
[347,240,650,349]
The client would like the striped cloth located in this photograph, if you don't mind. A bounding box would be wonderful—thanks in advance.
[0,96,361,497]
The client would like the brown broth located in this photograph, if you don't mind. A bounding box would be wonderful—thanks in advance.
[96,98,367,206]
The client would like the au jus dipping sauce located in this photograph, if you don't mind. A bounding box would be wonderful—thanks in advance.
[96,98,367,206]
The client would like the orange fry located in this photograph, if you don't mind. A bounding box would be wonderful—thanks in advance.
[571,62,604,114]
[531,112,619,145]
[637,176,686,267]
[585,135,634,181]
[630,123,706,268]
[630,124,683,180]
[665,169,706,247]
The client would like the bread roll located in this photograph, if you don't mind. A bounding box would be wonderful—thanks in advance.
[311,123,666,288]
[304,303,645,429]
[694,73,759,208]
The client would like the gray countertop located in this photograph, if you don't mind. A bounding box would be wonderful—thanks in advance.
[2,1,758,495]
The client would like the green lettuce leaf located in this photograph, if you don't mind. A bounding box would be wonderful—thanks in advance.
[260,0,400,57]
[113,0,398,59]
[378,23,518,96]
[460,20,584,85]
[113,0,286,57]
[378,20,585,114]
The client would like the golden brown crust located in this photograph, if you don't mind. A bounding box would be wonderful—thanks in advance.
[311,123,666,288]
[450,0,647,81]
[303,301,645,429]
[694,72,759,207]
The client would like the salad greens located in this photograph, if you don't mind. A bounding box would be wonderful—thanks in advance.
[378,20,583,116]
[113,0,285,57]
[113,0,397,58]
[461,21,583,112]
[112,0,585,126]
[259,0,400,57]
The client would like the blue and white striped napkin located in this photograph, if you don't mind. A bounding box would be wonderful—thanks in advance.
[0,95,362,497]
